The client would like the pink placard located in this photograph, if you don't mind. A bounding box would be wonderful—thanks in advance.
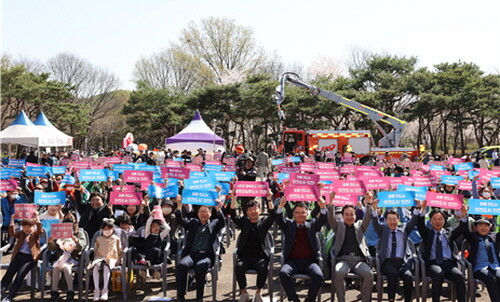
[426,192,463,210]
[51,223,74,239]
[280,167,300,173]
[332,194,358,206]
[123,170,153,183]
[234,181,269,197]
[0,179,18,191]
[193,156,204,165]
[110,191,142,205]
[355,170,383,178]
[185,164,202,172]
[26,162,41,167]
[458,180,473,191]
[14,204,37,219]
[314,169,340,181]
[388,177,414,186]
[448,158,465,165]
[100,157,122,165]
[165,160,183,167]
[429,161,448,166]
[289,173,320,186]
[284,185,320,201]
[161,167,190,179]
[205,153,214,161]
[112,185,136,192]
[339,165,356,174]
[316,162,335,169]
[333,180,366,195]
[304,157,316,164]
[214,152,222,161]
[153,205,164,220]
[90,164,105,170]
[204,161,221,166]
[413,176,434,187]
[359,177,390,190]
[430,170,451,178]
[223,157,236,165]
[70,162,91,170]
[300,163,316,172]
[122,155,133,164]
[224,165,237,172]
[70,154,81,161]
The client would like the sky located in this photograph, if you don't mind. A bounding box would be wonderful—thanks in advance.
[3,0,500,90]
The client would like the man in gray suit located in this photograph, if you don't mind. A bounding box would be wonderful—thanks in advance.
[328,192,373,302]
[371,201,418,302]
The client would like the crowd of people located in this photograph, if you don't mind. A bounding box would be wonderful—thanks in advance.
[0,146,499,302]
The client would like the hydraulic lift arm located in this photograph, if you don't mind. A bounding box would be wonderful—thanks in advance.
[273,72,407,148]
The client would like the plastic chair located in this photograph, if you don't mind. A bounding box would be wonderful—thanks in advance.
[461,240,486,302]
[125,227,170,298]
[279,233,323,302]
[83,230,128,301]
[40,229,90,301]
[375,238,420,302]
[232,233,274,301]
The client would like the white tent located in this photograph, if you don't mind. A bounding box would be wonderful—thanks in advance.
[165,110,225,153]
[0,111,48,147]
[34,112,73,147]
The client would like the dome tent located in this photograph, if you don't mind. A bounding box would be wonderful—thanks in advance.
[0,111,48,147]
[33,112,73,147]
[165,110,225,153]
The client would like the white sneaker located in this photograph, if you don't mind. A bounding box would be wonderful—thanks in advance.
[253,293,263,302]
[93,289,100,301]
[239,293,249,302]
[100,288,108,301]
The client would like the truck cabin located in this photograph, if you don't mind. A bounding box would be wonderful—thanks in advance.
[282,130,306,154]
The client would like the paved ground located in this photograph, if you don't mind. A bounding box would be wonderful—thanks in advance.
[1,228,491,302]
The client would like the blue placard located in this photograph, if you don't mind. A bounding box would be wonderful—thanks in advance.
[105,169,118,181]
[468,170,480,179]
[136,165,160,173]
[148,185,163,198]
[182,189,218,206]
[162,185,180,198]
[61,175,75,185]
[271,159,284,166]
[8,159,25,167]
[278,173,290,184]
[184,176,217,191]
[290,156,302,163]
[41,219,60,237]
[468,199,500,215]
[397,185,427,200]
[112,164,136,173]
[173,157,183,162]
[453,162,474,171]
[377,191,416,207]
[211,171,235,182]
[217,182,230,196]
[51,166,67,175]
[0,168,22,179]
[430,164,446,171]
[204,164,223,172]
[35,191,66,205]
[440,175,463,185]
[491,177,500,189]
[319,180,333,184]
[26,166,51,177]
[190,171,207,179]
[79,169,108,182]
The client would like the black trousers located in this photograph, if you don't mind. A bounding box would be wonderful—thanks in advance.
[176,252,212,299]
[381,258,413,302]
[279,259,323,302]
[132,247,163,265]
[235,256,269,289]
[1,253,36,300]
[427,260,466,302]
[474,267,500,302]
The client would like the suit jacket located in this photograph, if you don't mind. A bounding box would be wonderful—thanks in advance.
[417,214,461,264]
[328,205,372,258]
[276,208,326,262]
[10,222,43,261]
[230,208,275,258]
[458,220,500,266]
[372,212,418,264]
[176,209,225,261]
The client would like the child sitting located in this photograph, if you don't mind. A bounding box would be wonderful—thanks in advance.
[87,219,122,301]
[131,208,170,266]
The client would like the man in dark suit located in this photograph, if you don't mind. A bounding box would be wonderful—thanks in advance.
[458,216,500,302]
[175,197,226,302]
[229,191,275,302]
[277,194,327,302]
[372,201,418,302]
[417,201,466,302]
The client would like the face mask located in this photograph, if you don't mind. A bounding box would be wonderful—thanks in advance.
[102,230,113,237]
[10,194,19,199]
[162,207,172,215]
[483,192,491,198]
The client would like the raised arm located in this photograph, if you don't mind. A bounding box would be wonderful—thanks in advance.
[360,192,373,232]
[275,195,288,231]
[327,191,338,231]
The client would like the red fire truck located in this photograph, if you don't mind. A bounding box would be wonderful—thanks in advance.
[274,73,420,160]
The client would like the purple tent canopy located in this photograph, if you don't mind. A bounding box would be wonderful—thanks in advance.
[165,111,224,145]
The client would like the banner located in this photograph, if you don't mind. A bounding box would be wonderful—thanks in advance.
[0,179,18,191]
[234,181,269,197]
[181,189,218,206]
[123,170,153,183]
[377,191,415,207]
[26,166,51,177]
[51,223,74,239]
[453,162,474,171]
[468,199,500,215]
[14,204,37,219]
[289,173,320,186]
[7,159,25,167]
[284,185,320,201]
[34,191,66,205]
[110,191,142,205]
[426,192,463,210]
[161,167,190,179]
[332,180,366,195]
[397,185,427,200]
[79,169,108,182]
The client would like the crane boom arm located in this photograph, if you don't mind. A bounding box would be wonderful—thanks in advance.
[274,72,406,148]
